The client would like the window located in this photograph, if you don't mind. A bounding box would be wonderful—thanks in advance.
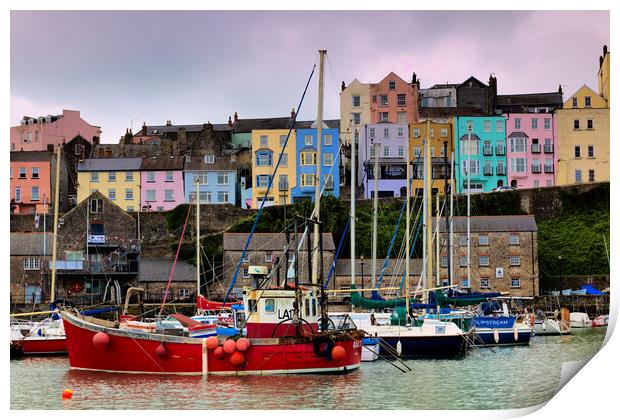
[243,268,250,278]
[257,152,272,167]
[379,112,389,123]
[510,256,521,266]
[146,172,155,182]
[459,256,468,267]
[301,173,315,187]
[510,158,527,173]
[15,187,21,202]
[479,256,489,266]
[397,94,406,106]
[480,278,490,288]
[300,152,316,166]
[587,119,593,129]
[265,253,273,262]
[164,190,174,201]
[462,159,480,175]
[324,134,333,146]
[588,145,594,158]
[461,138,479,155]
[544,118,551,130]
[125,172,134,182]
[324,174,334,190]
[496,120,503,132]
[398,146,404,157]
[461,278,471,288]
[575,169,582,182]
[531,118,538,129]
[90,172,99,182]
[585,96,592,107]
[479,235,489,246]
[413,128,420,138]
[369,128,376,138]
[514,118,521,129]
[24,258,40,270]
[574,146,581,158]
[218,173,229,185]
[430,128,434,138]
[397,127,404,137]
[146,189,155,201]
[413,147,421,157]
[388,81,396,90]
[510,137,526,153]
[441,128,448,137]
[380,95,388,106]
[511,278,521,288]
[264,298,275,312]
[204,155,215,164]
[75,144,84,155]
[90,198,103,213]
[279,135,287,147]
[256,175,271,188]
[441,256,448,267]
[483,120,491,132]
[508,235,520,246]
[125,189,134,200]
[572,97,578,107]
[589,170,595,182]
[166,171,174,182]
[352,113,361,124]
[383,146,390,157]
[573,119,580,129]
[18,167,26,179]
[218,191,229,203]
[533,180,540,187]
[280,153,288,168]
[532,159,541,173]
[193,174,208,185]
[352,96,360,107]
[178,289,190,299]
[305,135,313,146]
[397,112,407,124]
[430,147,435,157]
[370,146,375,158]
[109,189,116,200]
[31,167,39,179]
[278,174,289,191]
[324,153,334,166]
[459,235,468,246]
[260,135,268,147]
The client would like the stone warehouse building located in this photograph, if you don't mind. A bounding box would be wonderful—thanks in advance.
[221,232,336,298]
[10,232,52,305]
[435,215,539,297]
[138,258,197,303]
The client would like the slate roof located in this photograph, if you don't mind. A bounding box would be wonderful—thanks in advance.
[232,117,339,133]
[10,151,54,162]
[419,107,488,118]
[433,215,538,233]
[184,156,238,171]
[427,84,459,89]
[458,133,481,141]
[508,131,530,139]
[136,124,232,136]
[77,158,142,171]
[139,258,196,282]
[223,232,335,252]
[10,232,53,256]
[496,92,563,107]
[334,258,423,276]
[140,156,185,171]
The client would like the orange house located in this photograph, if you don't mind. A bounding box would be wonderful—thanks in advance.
[370,72,420,125]
[10,151,68,214]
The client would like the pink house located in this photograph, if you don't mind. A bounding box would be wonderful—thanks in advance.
[140,156,185,211]
[10,110,101,152]
[504,113,556,188]
[370,72,420,124]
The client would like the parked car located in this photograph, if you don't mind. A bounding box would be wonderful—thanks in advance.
[492,186,516,192]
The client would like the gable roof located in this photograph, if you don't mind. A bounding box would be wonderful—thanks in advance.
[135,123,231,137]
[433,215,537,233]
[458,76,488,89]
[77,158,142,171]
[223,232,335,252]
[496,92,563,107]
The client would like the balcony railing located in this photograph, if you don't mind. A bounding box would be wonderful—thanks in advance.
[496,166,506,176]
[483,166,493,176]
[531,164,541,173]
[495,146,506,156]
[50,260,139,274]
[531,144,541,153]
[278,182,289,192]
[544,145,554,154]
[483,146,493,156]
[544,165,554,173]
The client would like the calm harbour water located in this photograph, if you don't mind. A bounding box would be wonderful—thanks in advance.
[11,328,607,410]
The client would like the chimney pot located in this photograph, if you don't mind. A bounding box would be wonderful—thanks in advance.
[603,44,608,55]
[228,116,233,128]
[234,111,238,122]
[166,120,172,126]
[341,81,345,91]
[291,108,296,119]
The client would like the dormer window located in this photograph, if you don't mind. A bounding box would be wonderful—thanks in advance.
[204,155,215,164]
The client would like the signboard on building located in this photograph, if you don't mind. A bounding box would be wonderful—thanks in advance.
[496,267,504,278]
[87,235,105,244]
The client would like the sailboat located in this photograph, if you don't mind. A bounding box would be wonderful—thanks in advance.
[59,50,364,375]
[10,145,68,355]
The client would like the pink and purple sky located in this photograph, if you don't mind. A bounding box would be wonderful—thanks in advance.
[10,10,609,143]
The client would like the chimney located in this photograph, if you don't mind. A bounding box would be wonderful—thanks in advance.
[166,120,172,126]
[228,116,233,128]
[341,81,346,91]
[411,72,417,85]
[291,108,296,119]
[234,111,238,122]
[558,85,563,95]
[603,44,608,55]
[142,121,147,135]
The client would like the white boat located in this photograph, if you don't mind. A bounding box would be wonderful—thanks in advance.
[571,289,587,296]
[528,310,571,335]
[561,289,572,296]
[361,337,380,361]
[592,314,609,327]
[569,312,592,328]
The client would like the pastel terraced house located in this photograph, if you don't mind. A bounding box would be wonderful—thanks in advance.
[409,120,454,196]
[358,123,409,199]
[10,109,101,152]
[454,116,508,193]
[140,156,185,211]
[184,155,238,205]
[10,151,69,214]
[504,113,557,188]
[77,158,142,212]
[370,72,420,125]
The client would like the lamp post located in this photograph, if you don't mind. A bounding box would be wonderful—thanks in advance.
[360,255,365,298]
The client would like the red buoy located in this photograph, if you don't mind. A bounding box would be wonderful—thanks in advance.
[155,343,167,357]
[206,336,219,351]
[92,332,110,349]
[223,339,237,354]
[61,389,73,400]
[236,337,251,352]
[331,345,346,361]
[229,350,245,367]
[213,346,225,359]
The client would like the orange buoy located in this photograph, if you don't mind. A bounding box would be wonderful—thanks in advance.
[155,343,167,357]
[213,346,225,359]
[223,339,237,354]
[229,350,245,367]
[331,345,346,361]
[61,389,73,400]
[92,332,110,349]
[206,336,219,351]
[236,337,251,352]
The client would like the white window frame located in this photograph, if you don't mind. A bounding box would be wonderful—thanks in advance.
[259,135,269,147]
[166,171,174,182]
[146,189,155,202]
[479,235,489,246]
[324,153,334,167]
[90,172,99,182]
[109,189,117,201]
[125,188,134,200]
[324,134,333,146]
[217,173,229,185]
[217,191,229,203]
[125,172,134,182]
[31,186,39,201]
[514,118,521,129]
[509,234,520,245]
[164,189,174,201]
[304,135,313,146]
[146,172,155,182]
[23,257,40,270]
[479,256,490,266]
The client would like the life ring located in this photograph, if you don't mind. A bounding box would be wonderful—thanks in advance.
[71,282,83,293]
[313,335,335,360]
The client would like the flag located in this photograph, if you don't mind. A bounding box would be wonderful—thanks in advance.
[34,214,40,229]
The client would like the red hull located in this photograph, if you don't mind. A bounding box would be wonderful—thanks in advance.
[11,337,67,355]
[62,311,361,375]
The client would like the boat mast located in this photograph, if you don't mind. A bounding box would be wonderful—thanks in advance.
[196,178,201,296]
[371,140,379,290]
[449,151,455,286]
[425,119,432,303]
[436,194,440,286]
[50,145,61,303]
[311,49,326,285]
[350,120,356,294]
[405,124,411,310]
[467,127,472,290]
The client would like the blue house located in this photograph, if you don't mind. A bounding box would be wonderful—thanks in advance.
[291,121,340,202]
[454,116,508,193]
[184,155,238,205]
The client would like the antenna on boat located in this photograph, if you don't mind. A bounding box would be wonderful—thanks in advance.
[196,178,201,297]
[311,49,326,285]
[50,144,62,304]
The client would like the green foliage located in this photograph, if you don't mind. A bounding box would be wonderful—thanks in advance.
[165,204,190,231]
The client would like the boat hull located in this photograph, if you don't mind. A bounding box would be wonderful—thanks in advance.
[11,337,67,355]
[378,334,466,358]
[532,319,570,335]
[62,311,361,375]
[471,327,531,346]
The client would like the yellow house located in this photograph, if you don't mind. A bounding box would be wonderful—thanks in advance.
[555,85,609,185]
[77,158,142,212]
[251,129,297,208]
[598,45,610,106]
[340,79,372,145]
[409,119,454,196]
